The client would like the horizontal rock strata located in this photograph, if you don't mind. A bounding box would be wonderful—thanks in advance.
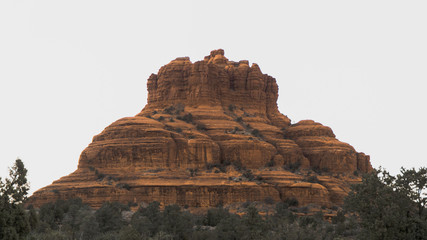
[28,49,372,209]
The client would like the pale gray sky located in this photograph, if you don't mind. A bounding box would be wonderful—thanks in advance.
[1,1,426,194]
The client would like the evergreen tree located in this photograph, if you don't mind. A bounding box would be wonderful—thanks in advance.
[205,206,230,226]
[118,225,141,240]
[215,214,245,240]
[0,159,31,240]
[27,206,39,231]
[79,214,100,240]
[344,168,427,240]
[395,167,427,218]
[242,205,268,240]
[131,201,162,236]
[161,204,192,239]
[95,201,127,233]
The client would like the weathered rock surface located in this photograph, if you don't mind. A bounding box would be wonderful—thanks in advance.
[28,50,372,209]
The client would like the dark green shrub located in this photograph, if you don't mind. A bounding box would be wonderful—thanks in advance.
[275,202,296,222]
[264,197,275,205]
[228,104,235,112]
[215,214,245,240]
[38,198,88,234]
[299,215,317,227]
[284,197,299,207]
[188,168,198,177]
[94,232,119,240]
[163,106,175,114]
[242,205,268,239]
[196,124,207,131]
[106,175,119,182]
[26,231,69,240]
[283,161,301,172]
[161,205,193,239]
[27,206,39,231]
[332,210,346,224]
[118,225,141,240]
[79,214,100,240]
[95,202,127,233]
[38,201,64,230]
[206,163,226,173]
[96,172,105,180]
[177,113,193,123]
[251,129,263,138]
[205,207,230,226]
[241,201,252,208]
[229,161,243,171]
[296,206,309,214]
[191,229,218,240]
[116,183,131,190]
[242,170,255,181]
[305,175,320,183]
[265,159,275,167]
[314,167,330,174]
[131,201,161,237]
[206,163,214,170]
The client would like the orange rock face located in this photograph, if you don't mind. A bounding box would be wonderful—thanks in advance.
[28,50,372,209]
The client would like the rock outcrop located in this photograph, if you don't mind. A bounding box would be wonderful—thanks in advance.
[28,50,372,209]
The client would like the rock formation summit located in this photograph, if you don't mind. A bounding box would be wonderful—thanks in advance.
[28,49,372,208]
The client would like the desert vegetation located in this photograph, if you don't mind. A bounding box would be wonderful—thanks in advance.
[1,159,426,240]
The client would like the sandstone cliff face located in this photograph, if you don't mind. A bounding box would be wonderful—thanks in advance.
[28,50,372,209]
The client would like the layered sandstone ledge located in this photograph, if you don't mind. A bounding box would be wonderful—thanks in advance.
[28,49,372,209]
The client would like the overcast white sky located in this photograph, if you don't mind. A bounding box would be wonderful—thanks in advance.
[1,1,426,194]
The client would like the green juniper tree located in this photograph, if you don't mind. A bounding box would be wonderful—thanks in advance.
[0,159,31,240]
[161,204,193,239]
[344,167,427,240]
[395,167,427,218]
[131,201,162,237]
[95,201,127,233]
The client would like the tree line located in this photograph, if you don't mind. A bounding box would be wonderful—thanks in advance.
[1,159,426,240]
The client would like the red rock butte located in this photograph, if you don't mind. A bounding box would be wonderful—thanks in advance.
[28,49,372,208]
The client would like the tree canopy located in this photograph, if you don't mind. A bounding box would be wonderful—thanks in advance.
[0,159,31,240]
[1,158,426,240]
[344,167,427,240]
